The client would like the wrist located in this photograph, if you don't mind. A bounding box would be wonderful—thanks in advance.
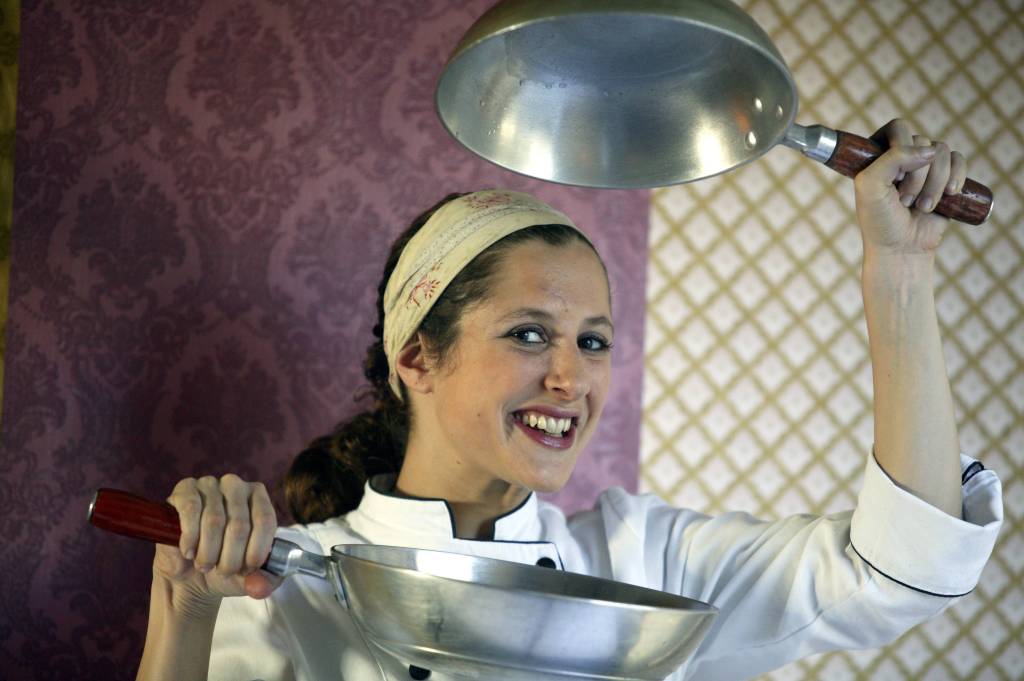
[152,572,222,624]
[862,249,936,296]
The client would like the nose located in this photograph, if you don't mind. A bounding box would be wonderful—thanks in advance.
[543,344,588,400]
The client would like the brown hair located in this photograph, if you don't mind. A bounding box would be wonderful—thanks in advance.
[284,193,601,523]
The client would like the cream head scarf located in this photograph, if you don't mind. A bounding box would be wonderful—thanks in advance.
[382,189,589,398]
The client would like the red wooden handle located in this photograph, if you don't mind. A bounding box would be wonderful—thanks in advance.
[826,130,993,226]
[88,488,182,546]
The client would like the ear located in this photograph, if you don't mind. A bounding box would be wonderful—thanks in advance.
[394,333,435,395]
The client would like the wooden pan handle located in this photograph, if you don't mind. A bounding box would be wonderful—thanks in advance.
[89,490,315,580]
[88,488,182,546]
[826,130,993,226]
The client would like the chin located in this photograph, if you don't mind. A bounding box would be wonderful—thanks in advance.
[518,465,576,495]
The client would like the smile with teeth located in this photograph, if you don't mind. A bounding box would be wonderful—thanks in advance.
[515,411,575,437]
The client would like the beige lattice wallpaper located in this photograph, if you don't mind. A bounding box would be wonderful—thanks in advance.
[640,1,1023,679]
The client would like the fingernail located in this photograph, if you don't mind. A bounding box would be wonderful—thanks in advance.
[198,564,212,573]
[185,549,195,560]
[919,197,933,212]
[917,145,936,156]
[945,181,956,194]
[900,194,915,207]
[896,171,905,182]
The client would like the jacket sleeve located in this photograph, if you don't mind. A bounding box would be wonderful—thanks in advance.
[596,451,1002,681]
[208,593,296,681]
[206,525,318,681]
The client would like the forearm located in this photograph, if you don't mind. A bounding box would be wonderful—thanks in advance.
[137,576,222,681]
[862,250,962,518]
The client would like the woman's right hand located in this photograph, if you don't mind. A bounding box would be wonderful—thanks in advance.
[154,474,283,610]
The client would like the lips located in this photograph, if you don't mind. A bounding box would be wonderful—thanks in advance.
[511,408,580,450]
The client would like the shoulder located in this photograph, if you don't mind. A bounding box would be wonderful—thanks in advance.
[585,485,709,532]
[278,512,366,554]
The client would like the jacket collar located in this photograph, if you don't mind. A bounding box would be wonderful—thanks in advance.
[350,474,542,541]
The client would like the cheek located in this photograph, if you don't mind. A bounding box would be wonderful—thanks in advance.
[588,362,613,411]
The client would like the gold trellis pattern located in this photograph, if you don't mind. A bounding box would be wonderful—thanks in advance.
[640,1,1023,679]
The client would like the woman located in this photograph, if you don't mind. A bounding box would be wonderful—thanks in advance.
[137,120,1002,680]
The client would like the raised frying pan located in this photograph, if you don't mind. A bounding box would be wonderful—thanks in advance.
[435,0,992,224]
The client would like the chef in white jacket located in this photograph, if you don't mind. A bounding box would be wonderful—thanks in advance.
[135,120,1003,681]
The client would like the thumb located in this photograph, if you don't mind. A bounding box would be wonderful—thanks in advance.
[244,570,285,599]
[859,144,936,187]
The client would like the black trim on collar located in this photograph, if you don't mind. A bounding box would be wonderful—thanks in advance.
[367,474,539,541]
[849,540,972,598]
[369,475,459,536]
[961,461,985,485]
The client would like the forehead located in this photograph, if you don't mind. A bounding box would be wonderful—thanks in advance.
[482,238,611,317]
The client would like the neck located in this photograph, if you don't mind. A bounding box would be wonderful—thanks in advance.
[395,452,531,540]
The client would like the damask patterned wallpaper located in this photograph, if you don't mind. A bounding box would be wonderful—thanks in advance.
[641,1,1022,680]
[1,1,648,677]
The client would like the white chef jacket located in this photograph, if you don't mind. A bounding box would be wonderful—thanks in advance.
[209,452,1002,680]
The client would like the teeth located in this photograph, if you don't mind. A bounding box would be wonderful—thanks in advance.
[518,412,573,436]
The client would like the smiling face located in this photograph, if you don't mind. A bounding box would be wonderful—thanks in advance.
[399,237,613,504]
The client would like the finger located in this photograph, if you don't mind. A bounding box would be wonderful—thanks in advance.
[244,482,278,574]
[857,143,936,192]
[216,474,251,575]
[870,119,914,182]
[195,475,226,572]
[897,135,932,206]
[154,543,191,580]
[946,150,967,195]
[168,478,201,561]
[245,571,285,600]
[916,142,950,213]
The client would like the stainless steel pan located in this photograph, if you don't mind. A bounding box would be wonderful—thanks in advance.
[435,0,992,224]
[89,489,717,680]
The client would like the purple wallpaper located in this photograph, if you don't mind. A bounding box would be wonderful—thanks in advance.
[1,1,648,677]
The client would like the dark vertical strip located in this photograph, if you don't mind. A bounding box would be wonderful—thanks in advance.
[0,0,18,430]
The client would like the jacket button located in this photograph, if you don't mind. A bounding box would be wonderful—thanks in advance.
[409,665,431,679]
[536,557,557,568]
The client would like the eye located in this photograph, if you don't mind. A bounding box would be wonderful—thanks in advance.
[507,326,546,345]
[579,334,612,353]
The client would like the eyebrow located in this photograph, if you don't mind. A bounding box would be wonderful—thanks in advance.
[498,307,615,333]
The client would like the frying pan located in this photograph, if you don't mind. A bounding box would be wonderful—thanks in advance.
[435,0,993,224]
[89,489,717,680]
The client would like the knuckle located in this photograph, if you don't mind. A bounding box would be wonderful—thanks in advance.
[251,507,277,527]
[203,508,226,530]
[226,518,252,540]
[172,477,197,493]
[178,498,203,518]
[220,472,242,487]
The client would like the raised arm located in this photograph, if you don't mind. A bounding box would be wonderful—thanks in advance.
[853,119,966,518]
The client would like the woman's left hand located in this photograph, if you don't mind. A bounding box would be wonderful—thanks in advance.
[853,118,968,260]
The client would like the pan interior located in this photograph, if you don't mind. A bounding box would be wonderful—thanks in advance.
[436,11,798,188]
[334,544,713,612]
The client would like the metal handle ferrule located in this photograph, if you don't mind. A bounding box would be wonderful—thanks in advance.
[782,123,838,163]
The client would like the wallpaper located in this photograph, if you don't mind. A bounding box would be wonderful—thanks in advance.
[641,1,1023,679]
[1,1,648,677]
